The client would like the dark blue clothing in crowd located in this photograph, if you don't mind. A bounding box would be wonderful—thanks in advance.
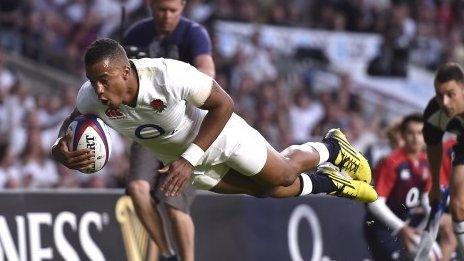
[124,17,212,64]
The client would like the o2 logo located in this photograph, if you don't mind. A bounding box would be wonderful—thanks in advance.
[288,205,323,261]
[135,124,165,139]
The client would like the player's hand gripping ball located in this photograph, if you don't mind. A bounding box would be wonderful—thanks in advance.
[67,115,111,174]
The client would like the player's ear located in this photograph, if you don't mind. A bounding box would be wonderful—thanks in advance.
[123,65,131,79]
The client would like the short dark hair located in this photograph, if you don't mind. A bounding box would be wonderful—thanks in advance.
[84,38,127,66]
[434,62,464,88]
[400,113,423,133]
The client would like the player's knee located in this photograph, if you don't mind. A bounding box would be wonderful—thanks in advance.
[281,145,300,157]
[127,180,151,202]
[281,176,295,187]
[451,198,464,220]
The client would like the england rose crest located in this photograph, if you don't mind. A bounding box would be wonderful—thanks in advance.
[151,99,166,113]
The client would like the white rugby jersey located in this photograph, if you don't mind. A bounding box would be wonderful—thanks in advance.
[76,58,213,164]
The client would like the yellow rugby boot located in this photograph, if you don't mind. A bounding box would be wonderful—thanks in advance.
[323,128,372,183]
[316,164,378,203]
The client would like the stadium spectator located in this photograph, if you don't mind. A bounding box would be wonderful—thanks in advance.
[346,114,378,153]
[0,0,22,54]
[4,0,464,77]
[0,49,16,92]
[0,142,21,188]
[55,164,81,188]
[92,0,142,37]
[37,94,66,129]
[0,80,17,147]
[365,119,404,171]
[289,90,324,144]
[311,92,348,138]
[21,124,59,188]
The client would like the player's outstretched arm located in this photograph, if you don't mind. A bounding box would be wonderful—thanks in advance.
[51,107,94,170]
[426,143,443,204]
[161,81,234,196]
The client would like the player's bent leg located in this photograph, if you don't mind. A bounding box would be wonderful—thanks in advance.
[252,129,373,187]
[224,124,333,188]
[250,144,318,188]
[127,180,173,256]
[220,118,370,188]
[210,165,377,203]
[248,146,376,202]
[209,169,299,198]
[166,206,194,261]
[450,165,464,255]
[198,124,375,201]
[209,170,270,197]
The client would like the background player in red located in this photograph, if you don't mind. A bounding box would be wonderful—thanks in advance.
[364,114,439,260]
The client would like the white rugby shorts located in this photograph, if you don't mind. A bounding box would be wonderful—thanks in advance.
[190,113,268,190]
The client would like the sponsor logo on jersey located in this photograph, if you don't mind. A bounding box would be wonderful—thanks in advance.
[105,108,125,119]
[151,99,166,113]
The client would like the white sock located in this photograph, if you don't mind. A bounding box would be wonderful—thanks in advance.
[453,220,464,255]
[303,142,329,165]
[298,174,313,196]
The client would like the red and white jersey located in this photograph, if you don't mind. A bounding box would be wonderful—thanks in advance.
[374,149,431,220]
[76,58,213,164]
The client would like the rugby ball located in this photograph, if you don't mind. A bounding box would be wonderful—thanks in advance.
[67,115,111,174]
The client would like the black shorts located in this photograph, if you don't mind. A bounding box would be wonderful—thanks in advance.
[125,142,195,213]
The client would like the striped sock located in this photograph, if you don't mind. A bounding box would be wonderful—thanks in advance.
[322,138,340,164]
[298,172,336,196]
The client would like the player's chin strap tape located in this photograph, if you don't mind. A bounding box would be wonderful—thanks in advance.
[52,137,63,149]
[181,143,205,167]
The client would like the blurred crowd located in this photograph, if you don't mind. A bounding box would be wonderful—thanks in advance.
[187,0,464,71]
[0,49,130,189]
[1,0,460,189]
[2,0,464,74]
